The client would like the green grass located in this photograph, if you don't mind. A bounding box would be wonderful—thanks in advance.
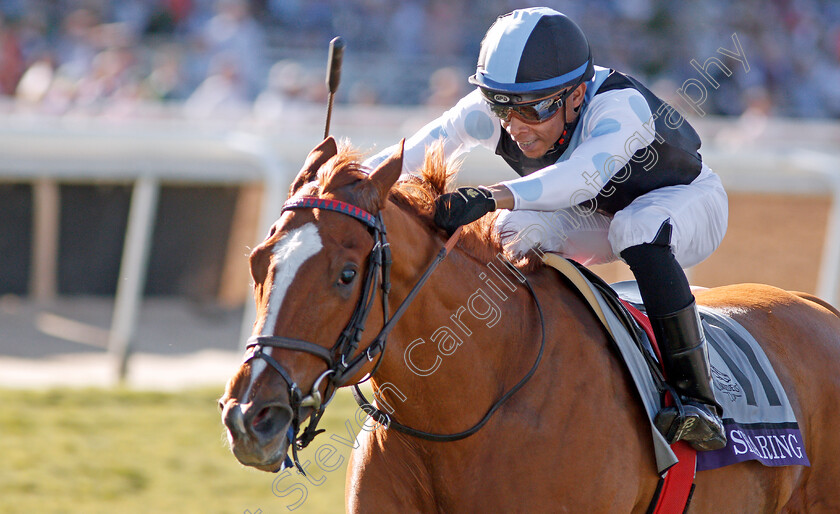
[0,386,367,513]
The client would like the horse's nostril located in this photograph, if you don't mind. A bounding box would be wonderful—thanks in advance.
[251,405,292,440]
[253,406,271,426]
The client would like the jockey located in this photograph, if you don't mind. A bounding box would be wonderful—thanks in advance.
[365,7,728,451]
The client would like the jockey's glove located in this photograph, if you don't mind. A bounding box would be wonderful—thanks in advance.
[433,186,497,235]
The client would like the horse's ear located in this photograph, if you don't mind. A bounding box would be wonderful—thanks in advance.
[288,136,338,197]
[368,139,404,206]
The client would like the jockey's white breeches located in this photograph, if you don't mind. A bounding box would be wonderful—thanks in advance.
[495,164,728,268]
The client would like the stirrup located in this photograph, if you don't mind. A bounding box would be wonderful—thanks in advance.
[654,398,727,451]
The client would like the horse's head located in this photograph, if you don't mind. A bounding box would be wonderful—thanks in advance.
[219,136,404,472]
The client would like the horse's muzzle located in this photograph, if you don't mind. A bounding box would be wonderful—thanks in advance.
[221,399,293,470]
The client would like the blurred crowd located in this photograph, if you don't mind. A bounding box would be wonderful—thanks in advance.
[0,0,838,120]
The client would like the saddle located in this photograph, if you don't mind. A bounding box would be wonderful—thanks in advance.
[542,253,810,473]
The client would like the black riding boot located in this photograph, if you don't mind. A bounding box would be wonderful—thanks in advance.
[621,221,726,451]
[650,301,727,451]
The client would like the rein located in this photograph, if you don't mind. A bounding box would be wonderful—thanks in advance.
[352,276,545,442]
[245,195,544,473]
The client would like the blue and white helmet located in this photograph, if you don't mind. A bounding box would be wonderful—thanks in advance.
[469,7,594,104]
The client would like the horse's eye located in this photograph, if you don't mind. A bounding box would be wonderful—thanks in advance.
[338,268,357,285]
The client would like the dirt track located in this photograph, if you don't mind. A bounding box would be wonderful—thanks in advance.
[592,192,833,295]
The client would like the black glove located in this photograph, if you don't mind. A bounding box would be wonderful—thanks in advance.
[433,186,497,235]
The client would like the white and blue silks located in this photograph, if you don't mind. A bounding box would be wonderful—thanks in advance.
[365,66,728,268]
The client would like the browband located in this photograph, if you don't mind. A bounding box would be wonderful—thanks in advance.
[283,196,380,230]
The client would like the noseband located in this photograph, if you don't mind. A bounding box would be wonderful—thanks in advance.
[245,195,545,474]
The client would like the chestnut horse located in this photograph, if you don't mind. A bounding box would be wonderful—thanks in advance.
[220,137,840,512]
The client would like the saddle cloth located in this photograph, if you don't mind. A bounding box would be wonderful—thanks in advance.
[542,253,810,473]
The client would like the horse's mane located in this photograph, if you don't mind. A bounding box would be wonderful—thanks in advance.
[306,141,541,272]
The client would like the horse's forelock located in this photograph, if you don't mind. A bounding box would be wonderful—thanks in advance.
[314,146,381,212]
[318,148,367,195]
[314,142,451,215]
[308,142,538,272]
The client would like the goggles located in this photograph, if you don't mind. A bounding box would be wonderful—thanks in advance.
[484,87,574,124]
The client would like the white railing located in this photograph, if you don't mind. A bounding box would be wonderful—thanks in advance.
[0,114,303,378]
[1,109,839,379]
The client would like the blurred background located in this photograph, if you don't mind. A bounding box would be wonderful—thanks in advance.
[1,0,839,114]
[0,0,839,512]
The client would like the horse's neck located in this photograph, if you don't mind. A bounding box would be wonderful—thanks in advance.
[368,205,545,432]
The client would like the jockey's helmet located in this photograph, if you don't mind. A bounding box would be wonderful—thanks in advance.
[469,8,594,107]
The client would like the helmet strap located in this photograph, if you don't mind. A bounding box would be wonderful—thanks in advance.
[551,116,580,154]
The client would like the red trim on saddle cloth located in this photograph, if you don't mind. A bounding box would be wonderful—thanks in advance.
[619,299,697,514]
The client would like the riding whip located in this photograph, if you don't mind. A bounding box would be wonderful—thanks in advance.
[324,36,345,138]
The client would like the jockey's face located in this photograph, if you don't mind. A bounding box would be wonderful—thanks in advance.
[502,106,567,159]
[501,83,586,159]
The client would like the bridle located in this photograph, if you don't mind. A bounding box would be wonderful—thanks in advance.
[244,195,545,474]
[244,196,394,472]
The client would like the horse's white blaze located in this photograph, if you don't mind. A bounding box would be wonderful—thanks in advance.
[244,223,323,402]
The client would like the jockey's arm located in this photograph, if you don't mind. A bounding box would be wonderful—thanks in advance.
[485,184,515,210]
[363,90,502,175]
[366,88,657,215]
[494,88,657,211]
